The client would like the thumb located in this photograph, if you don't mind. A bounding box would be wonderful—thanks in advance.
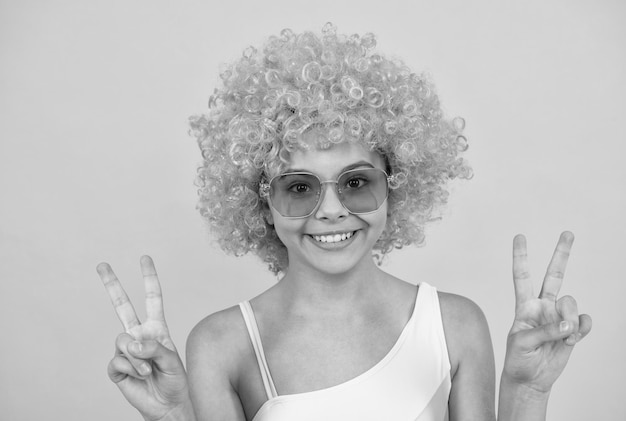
[511,320,576,351]
[128,339,184,374]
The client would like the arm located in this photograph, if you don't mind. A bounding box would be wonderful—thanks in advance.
[186,309,247,421]
[497,232,592,421]
[498,377,550,420]
[440,293,496,421]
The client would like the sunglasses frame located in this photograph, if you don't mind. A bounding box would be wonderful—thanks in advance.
[259,168,394,219]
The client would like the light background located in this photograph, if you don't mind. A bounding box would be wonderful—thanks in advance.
[1,0,624,419]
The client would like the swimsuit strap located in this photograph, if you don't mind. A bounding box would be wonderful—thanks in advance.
[239,301,278,399]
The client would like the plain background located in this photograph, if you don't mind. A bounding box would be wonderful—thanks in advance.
[1,0,624,419]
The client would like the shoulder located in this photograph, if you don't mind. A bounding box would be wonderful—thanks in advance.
[438,291,496,419]
[186,305,252,419]
[437,291,488,330]
[186,305,249,383]
[188,305,245,341]
[436,291,493,373]
[187,304,247,361]
[186,305,252,418]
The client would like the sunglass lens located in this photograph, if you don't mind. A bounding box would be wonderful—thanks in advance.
[338,169,388,213]
[270,173,321,217]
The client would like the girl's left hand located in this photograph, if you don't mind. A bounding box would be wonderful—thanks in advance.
[502,231,592,393]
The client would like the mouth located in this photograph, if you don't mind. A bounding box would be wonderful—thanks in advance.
[309,230,358,244]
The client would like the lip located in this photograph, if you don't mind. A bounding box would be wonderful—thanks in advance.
[307,229,359,237]
[306,230,359,251]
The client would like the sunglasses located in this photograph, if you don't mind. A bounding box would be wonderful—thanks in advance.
[259,168,393,218]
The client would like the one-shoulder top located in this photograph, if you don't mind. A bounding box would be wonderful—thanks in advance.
[238,282,451,421]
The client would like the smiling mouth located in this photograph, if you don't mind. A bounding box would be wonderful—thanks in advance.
[310,231,357,243]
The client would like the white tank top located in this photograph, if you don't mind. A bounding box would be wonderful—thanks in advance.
[238,282,451,421]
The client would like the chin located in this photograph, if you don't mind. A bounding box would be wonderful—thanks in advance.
[300,251,374,277]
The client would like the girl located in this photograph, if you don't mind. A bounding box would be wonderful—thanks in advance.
[98,24,591,420]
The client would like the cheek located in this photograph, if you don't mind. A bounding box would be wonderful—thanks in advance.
[360,207,388,237]
[374,207,390,236]
[272,218,305,244]
[377,216,388,236]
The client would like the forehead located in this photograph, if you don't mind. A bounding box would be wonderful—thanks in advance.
[287,141,385,174]
[282,128,385,175]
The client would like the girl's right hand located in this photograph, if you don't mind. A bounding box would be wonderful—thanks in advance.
[97,256,194,421]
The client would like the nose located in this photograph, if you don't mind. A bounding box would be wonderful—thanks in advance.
[314,181,348,220]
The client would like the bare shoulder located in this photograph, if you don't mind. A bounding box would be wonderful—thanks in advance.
[437,291,489,329]
[437,291,493,374]
[187,305,247,364]
[437,291,496,418]
[186,305,250,419]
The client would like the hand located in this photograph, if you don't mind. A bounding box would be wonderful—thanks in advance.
[502,231,592,394]
[97,256,192,421]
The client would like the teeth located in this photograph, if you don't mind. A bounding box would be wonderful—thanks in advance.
[313,231,354,243]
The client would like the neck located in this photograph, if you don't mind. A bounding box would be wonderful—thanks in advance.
[277,257,388,316]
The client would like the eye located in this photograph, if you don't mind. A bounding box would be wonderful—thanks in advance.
[288,182,312,194]
[345,176,368,189]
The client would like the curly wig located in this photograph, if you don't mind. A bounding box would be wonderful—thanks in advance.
[189,23,472,275]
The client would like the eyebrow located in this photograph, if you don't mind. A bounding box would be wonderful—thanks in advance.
[284,160,376,174]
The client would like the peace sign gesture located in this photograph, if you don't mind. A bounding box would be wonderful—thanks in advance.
[502,232,592,394]
[97,256,193,421]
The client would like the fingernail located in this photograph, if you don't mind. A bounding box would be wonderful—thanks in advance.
[559,321,571,332]
[566,334,577,346]
[130,341,142,353]
[139,363,151,375]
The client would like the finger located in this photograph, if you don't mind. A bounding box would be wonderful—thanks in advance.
[556,295,579,346]
[108,355,143,383]
[512,234,534,307]
[577,314,592,342]
[127,338,183,374]
[97,262,141,332]
[115,333,153,378]
[140,256,165,323]
[511,319,577,352]
[539,231,574,301]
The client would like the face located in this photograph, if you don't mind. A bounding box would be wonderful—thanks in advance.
[266,134,388,277]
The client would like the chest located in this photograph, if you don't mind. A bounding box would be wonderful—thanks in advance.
[265,314,407,395]
[236,311,408,420]
[234,288,455,421]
